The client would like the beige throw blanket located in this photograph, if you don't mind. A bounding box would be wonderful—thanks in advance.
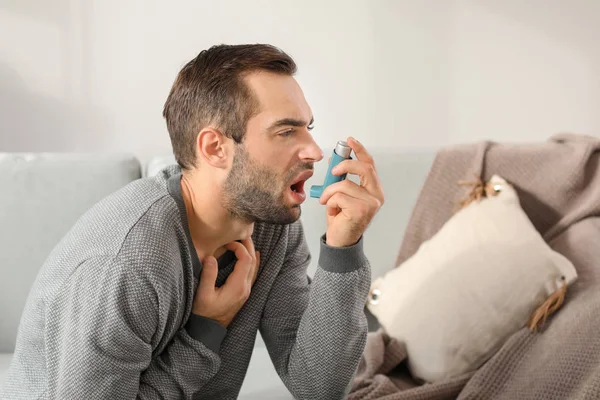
[348,133,600,400]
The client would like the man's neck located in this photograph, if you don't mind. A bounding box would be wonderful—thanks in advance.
[180,172,254,262]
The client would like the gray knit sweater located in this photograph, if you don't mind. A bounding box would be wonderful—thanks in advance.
[0,165,371,400]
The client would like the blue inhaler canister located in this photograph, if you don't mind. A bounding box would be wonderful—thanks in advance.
[310,140,353,198]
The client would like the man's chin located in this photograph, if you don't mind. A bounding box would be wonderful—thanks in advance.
[254,206,301,225]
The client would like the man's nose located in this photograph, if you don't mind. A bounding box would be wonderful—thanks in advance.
[299,138,324,163]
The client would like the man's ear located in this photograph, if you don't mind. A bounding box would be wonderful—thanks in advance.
[196,128,231,169]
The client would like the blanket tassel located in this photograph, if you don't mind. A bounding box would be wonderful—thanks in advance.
[456,175,499,210]
[527,277,567,332]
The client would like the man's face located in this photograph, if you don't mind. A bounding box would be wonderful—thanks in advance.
[222,71,323,224]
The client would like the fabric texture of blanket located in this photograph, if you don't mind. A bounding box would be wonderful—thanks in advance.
[348,133,600,400]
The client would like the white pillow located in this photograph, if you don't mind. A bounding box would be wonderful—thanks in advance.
[366,175,577,383]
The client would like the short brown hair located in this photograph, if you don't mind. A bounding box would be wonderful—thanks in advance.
[163,44,297,170]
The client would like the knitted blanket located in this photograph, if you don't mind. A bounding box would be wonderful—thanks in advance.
[348,133,600,400]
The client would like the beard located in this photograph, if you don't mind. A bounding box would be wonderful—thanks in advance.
[222,144,312,225]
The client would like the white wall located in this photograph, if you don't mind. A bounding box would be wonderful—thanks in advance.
[1,0,599,165]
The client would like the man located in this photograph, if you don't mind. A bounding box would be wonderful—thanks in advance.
[1,44,384,399]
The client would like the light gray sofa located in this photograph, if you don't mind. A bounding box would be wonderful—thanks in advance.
[0,148,436,398]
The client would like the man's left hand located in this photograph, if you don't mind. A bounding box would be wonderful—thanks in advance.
[319,137,385,247]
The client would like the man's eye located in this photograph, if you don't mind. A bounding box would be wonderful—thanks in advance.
[280,129,294,137]
[307,124,314,131]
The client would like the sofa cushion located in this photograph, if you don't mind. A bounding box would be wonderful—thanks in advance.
[0,153,141,353]
[366,175,578,383]
[238,347,293,399]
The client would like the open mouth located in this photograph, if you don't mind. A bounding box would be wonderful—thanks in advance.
[290,180,305,193]
[288,170,313,203]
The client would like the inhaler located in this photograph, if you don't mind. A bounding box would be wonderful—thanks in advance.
[310,140,353,198]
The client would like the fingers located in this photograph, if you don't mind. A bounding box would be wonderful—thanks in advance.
[331,159,374,178]
[225,239,261,286]
[225,241,253,283]
[240,238,256,262]
[347,137,375,169]
[326,197,342,217]
[320,179,382,214]
[325,192,371,220]
[199,256,218,295]
[320,179,364,205]
[331,159,378,190]
[238,238,258,283]
[225,240,253,264]
[331,159,384,205]
[329,138,384,206]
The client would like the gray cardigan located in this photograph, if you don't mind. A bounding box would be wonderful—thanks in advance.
[1,165,371,400]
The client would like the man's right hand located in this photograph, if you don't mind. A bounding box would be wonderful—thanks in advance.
[193,238,260,328]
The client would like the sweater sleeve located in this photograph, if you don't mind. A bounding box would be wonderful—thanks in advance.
[259,220,372,400]
[43,255,226,399]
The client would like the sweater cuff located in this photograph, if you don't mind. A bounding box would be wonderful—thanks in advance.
[318,234,368,273]
[185,314,227,353]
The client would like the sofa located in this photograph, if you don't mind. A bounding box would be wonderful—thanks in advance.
[0,148,436,398]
